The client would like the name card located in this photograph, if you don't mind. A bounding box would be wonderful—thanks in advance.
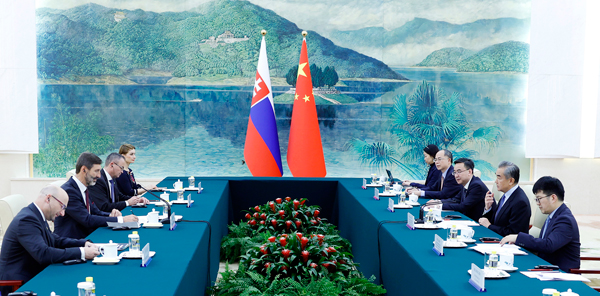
[187,194,194,208]
[373,188,380,200]
[170,212,177,231]
[433,234,444,256]
[387,198,395,212]
[468,263,486,292]
[141,243,152,267]
[197,182,202,194]
[407,213,415,230]
[362,178,367,189]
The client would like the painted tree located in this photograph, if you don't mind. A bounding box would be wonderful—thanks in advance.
[348,81,503,180]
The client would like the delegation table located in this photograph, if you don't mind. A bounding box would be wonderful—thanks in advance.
[18,177,597,296]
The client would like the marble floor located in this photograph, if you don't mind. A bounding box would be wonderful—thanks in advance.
[217,215,600,290]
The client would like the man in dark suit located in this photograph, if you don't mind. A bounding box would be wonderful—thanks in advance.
[88,153,147,212]
[408,149,462,200]
[501,177,580,272]
[54,152,138,239]
[428,158,488,221]
[0,185,99,295]
[479,161,531,236]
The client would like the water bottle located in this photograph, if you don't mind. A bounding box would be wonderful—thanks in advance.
[188,175,195,188]
[449,224,458,241]
[425,209,435,225]
[129,231,140,254]
[488,251,498,269]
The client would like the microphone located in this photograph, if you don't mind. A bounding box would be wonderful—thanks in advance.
[140,185,171,224]
[417,200,442,223]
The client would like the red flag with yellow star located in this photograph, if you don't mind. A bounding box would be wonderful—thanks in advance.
[287,36,327,177]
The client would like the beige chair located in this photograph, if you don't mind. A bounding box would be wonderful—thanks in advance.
[0,194,28,252]
[66,169,76,180]
[473,168,482,178]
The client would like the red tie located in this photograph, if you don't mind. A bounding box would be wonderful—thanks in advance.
[85,189,91,214]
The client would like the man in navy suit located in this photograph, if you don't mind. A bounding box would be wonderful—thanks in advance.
[0,185,99,296]
[501,177,580,272]
[408,149,462,200]
[54,152,138,239]
[428,158,488,221]
[479,161,531,236]
[88,153,147,212]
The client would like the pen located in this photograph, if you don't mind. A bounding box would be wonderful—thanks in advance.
[528,269,554,271]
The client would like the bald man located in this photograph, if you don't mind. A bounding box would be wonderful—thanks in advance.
[0,185,99,294]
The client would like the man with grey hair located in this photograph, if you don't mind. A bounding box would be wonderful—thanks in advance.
[479,161,531,236]
[0,185,100,294]
[89,153,148,212]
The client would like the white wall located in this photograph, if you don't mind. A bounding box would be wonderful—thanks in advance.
[0,154,29,198]
[532,158,600,215]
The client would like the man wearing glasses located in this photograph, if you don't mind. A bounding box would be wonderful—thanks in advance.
[500,177,580,272]
[427,158,488,221]
[88,153,148,212]
[54,152,138,239]
[0,185,100,295]
[408,149,462,200]
[479,161,531,236]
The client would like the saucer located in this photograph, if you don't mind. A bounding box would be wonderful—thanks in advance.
[172,200,194,204]
[459,238,476,244]
[499,266,518,272]
[413,223,440,229]
[468,269,510,279]
[443,241,468,248]
[366,183,382,187]
[407,201,420,206]
[393,203,413,209]
[93,257,120,265]
[379,192,397,197]
[143,223,164,228]
[120,251,156,259]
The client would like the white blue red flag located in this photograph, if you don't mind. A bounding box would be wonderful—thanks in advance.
[244,35,283,177]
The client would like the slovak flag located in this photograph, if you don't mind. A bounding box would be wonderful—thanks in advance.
[244,35,283,177]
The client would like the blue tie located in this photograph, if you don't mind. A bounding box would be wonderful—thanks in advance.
[495,194,506,221]
[110,179,115,203]
[541,217,550,239]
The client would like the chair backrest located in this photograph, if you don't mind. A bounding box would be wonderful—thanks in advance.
[66,169,76,179]
[0,194,29,246]
[473,168,482,178]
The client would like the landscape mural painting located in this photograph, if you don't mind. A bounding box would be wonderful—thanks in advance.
[34,0,531,181]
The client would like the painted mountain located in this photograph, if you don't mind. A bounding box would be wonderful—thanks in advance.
[327,17,530,66]
[35,0,406,82]
[416,41,529,73]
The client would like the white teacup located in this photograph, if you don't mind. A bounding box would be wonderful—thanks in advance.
[392,184,402,192]
[409,194,418,203]
[173,179,183,190]
[460,227,475,240]
[99,240,119,259]
[147,209,159,224]
[160,192,170,203]
[499,252,514,269]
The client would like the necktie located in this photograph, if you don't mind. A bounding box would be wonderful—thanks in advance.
[110,179,115,203]
[440,176,445,190]
[461,187,467,202]
[541,217,551,239]
[85,189,91,214]
[495,194,506,221]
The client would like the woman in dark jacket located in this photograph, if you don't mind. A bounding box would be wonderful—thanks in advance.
[402,144,442,190]
[115,144,156,196]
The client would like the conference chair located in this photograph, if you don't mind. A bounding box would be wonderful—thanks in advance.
[0,280,24,293]
[0,194,28,252]
[570,257,600,292]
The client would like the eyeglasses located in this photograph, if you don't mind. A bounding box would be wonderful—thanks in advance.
[112,162,125,171]
[434,157,448,162]
[534,195,552,203]
[51,195,67,210]
[452,169,468,175]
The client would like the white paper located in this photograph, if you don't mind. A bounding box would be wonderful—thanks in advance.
[434,234,444,255]
[107,221,140,228]
[471,263,485,290]
[469,244,528,256]
[520,271,591,282]
[437,220,480,229]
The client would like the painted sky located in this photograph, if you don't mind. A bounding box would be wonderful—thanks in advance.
[36,0,531,31]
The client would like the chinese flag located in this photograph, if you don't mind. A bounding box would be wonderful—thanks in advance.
[287,37,327,177]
